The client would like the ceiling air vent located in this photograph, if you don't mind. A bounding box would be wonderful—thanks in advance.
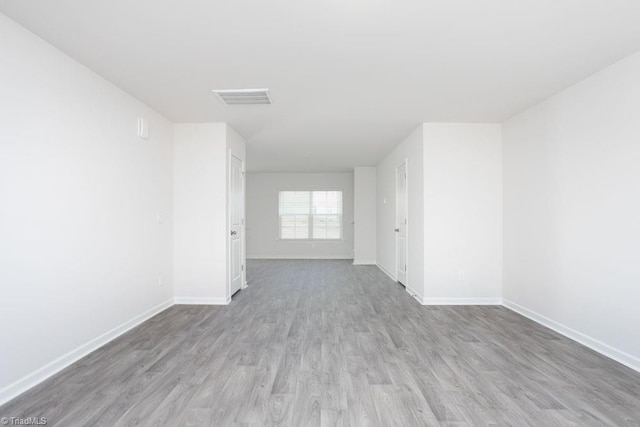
[212,88,272,106]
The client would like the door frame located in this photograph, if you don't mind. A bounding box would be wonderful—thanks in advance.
[395,159,408,286]
[227,150,246,301]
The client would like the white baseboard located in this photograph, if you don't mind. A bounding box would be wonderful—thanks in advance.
[503,299,640,373]
[6,292,636,409]
[405,285,425,304]
[247,255,353,260]
[376,264,397,281]
[174,296,231,305]
[353,260,376,265]
[0,298,174,406]
[423,297,503,306]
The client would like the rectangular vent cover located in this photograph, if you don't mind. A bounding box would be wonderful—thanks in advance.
[212,88,272,106]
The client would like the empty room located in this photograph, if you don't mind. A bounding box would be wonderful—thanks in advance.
[1,0,639,425]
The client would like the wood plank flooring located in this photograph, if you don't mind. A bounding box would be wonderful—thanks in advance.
[2,259,639,426]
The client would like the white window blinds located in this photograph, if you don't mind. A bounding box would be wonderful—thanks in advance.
[279,191,342,240]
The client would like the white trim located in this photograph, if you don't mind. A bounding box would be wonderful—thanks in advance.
[276,238,345,241]
[376,263,397,281]
[503,299,640,373]
[174,296,231,305]
[423,297,503,306]
[5,292,637,408]
[0,298,173,406]
[246,255,353,260]
[405,285,425,304]
[353,260,376,265]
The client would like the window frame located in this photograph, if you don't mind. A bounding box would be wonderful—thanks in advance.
[278,189,343,241]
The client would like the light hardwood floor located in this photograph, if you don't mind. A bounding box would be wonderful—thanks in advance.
[2,259,640,426]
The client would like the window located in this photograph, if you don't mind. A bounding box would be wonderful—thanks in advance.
[279,191,342,239]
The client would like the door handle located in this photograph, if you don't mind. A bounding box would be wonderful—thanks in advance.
[230,230,237,236]
[394,228,400,232]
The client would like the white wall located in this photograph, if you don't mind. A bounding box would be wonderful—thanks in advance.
[245,173,354,259]
[0,14,174,402]
[353,167,377,265]
[173,123,230,303]
[503,51,640,370]
[423,123,502,304]
[377,126,424,299]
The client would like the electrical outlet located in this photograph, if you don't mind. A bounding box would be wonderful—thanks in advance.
[458,271,465,281]
[158,274,163,287]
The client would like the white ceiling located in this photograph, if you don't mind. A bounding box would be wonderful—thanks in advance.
[2,1,640,171]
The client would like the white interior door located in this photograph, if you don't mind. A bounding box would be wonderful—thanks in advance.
[396,162,408,285]
[229,153,244,296]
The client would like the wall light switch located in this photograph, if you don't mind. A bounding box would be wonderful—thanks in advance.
[137,117,149,139]
[156,212,164,224]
